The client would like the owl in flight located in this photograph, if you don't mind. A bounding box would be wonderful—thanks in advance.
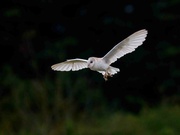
[51,29,148,81]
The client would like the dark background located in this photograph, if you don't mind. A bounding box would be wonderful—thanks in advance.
[0,0,180,134]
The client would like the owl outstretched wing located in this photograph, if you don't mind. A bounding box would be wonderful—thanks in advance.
[103,29,148,65]
[51,58,88,71]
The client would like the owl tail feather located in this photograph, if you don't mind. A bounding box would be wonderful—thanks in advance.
[108,66,120,75]
[98,66,120,76]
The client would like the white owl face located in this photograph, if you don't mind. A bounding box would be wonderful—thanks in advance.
[87,57,95,68]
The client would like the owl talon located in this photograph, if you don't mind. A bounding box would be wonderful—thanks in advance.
[107,72,112,77]
[103,75,108,81]
[103,72,112,81]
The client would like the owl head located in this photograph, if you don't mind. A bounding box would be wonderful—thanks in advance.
[87,57,95,68]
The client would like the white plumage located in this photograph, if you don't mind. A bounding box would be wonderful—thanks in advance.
[51,29,148,80]
[51,59,88,71]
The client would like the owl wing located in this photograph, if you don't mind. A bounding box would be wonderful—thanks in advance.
[102,29,148,65]
[51,58,88,71]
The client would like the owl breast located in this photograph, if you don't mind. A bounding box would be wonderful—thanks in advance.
[91,60,109,71]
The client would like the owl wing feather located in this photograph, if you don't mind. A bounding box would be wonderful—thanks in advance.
[102,29,148,65]
[51,58,88,71]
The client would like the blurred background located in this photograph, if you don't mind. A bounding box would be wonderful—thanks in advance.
[0,0,180,135]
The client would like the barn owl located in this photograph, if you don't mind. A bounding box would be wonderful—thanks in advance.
[51,29,148,80]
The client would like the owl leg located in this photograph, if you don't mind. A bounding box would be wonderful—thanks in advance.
[103,72,112,81]
[103,74,108,81]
